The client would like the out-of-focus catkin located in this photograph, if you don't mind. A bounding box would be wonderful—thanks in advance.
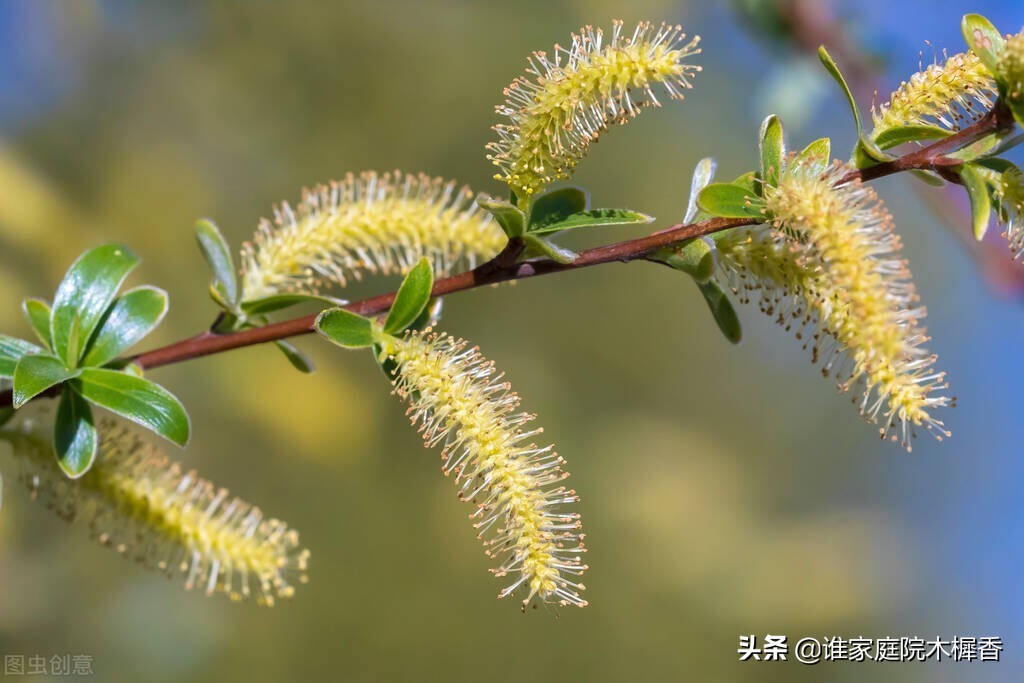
[1,409,309,606]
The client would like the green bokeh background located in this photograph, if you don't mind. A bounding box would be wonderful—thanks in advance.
[0,2,1020,682]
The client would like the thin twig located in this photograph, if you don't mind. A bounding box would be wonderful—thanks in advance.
[0,106,1009,410]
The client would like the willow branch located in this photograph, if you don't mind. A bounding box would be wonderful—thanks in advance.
[0,105,1010,411]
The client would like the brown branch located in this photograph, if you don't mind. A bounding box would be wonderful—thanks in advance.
[761,0,1024,297]
[0,103,1010,411]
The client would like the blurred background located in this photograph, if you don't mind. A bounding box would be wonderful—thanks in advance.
[0,1,1021,681]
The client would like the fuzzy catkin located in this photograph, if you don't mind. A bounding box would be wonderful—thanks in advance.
[1,409,309,606]
[487,20,701,198]
[715,158,951,449]
[380,330,588,608]
[870,50,997,140]
[241,171,505,302]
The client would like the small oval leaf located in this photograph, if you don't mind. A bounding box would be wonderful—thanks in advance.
[384,258,434,335]
[759,115,785,187]
[55,388,97,478]
[697,183,764,219]
[528,208,654,235]
[275,340,316,373]
[873,124,953,150]
[75,369,190,447]
[529,187,590,230]
[195,219,239,309]
[698,280,742,344]
[961,14,1004,74]
[22,299,52,350]
[51,243,140,366]
[960,163,993,240]
[316,308,376,349]
[13,355,78,408]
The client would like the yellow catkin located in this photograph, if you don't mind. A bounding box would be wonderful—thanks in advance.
[380,330,587,609]
[997,32,1024,103]
[487,20,701,198]
[240,171,505,302]
[715,157,951,449]
[870,50,997,140]
[1,409,309,606]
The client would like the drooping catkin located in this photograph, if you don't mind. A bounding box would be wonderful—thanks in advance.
[1,409,309,606]
[715,158,952,449]
[870,50,997,141]
[379,330,587,608]
[240,171,505,302]
[487,20,702,198]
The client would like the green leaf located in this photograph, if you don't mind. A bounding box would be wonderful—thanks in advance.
[22,299,52,350]
[477,193,526,238]
[818,46,863,135]
[521,234,578,264]
[54,388,97,478]
[961,14,1004,74]
[759,115,785,187]
[194,219,239,309]
[82,286,168,368]
[239,292,345,316]
[697,183,764,218]
[684,157,718,223]
[13,355,78,408]
[873,124,953,150]
[697,280,742,344]
[528,208,654,235]
[818,46,889,165]
[75,368,190,447]
[0,335,42,378]
[731,171,760,196]
[653,237,717,284]
[960,163,993,240]
[385,258,434,335]
[316,308,376,348]
[794,137,832,176]
[411,297,443,332]
[51,243,139,366]
[529,187,590,230]
[275,340,315,373]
